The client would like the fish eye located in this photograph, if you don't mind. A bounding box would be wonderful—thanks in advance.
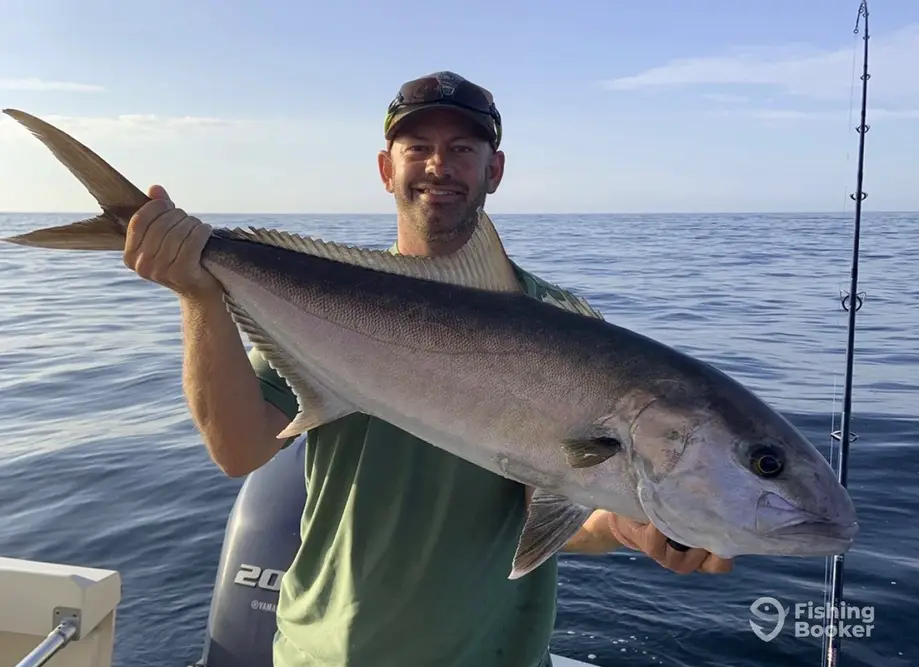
[749,444,784,478]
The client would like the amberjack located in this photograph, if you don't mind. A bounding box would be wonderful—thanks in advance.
[1,109,858,578]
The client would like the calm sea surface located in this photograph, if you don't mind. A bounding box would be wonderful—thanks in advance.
[0,211,916,667]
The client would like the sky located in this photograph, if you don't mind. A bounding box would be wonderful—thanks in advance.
[1,0,917,214]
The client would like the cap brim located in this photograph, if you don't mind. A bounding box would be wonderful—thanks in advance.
[385,102,496,145]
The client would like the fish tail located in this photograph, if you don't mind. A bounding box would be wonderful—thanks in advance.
[1,108,151,251]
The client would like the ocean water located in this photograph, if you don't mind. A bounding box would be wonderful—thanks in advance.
[0,211,916,667]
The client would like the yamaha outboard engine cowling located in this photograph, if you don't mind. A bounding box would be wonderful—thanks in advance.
[191,437,307,667]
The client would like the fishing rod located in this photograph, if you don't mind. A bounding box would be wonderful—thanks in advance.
[821,2,870,666]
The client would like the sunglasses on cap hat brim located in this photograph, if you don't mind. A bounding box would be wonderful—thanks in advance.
[383,75,503,149]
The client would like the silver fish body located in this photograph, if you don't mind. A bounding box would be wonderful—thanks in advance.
[208,233,858,563]
[2,108,859,578]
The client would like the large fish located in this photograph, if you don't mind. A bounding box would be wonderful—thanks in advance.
[1,108,858,579]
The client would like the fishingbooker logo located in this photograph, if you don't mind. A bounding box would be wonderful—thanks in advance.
[748,597,787,642]
[749,596,875,642]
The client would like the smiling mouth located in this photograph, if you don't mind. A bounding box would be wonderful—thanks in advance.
[413,187,465,204]
[415,187,463,196]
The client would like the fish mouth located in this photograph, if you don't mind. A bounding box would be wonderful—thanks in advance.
[755,492,858,542]
[765,519,859,541]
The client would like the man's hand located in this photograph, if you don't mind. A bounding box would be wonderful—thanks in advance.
[605,512,734,575]
[124,184,221,299]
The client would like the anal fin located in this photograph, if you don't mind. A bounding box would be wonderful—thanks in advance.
[223,294,356,438]
[509,489,595,580]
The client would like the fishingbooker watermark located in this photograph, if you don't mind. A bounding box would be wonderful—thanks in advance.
[748,596,875,642]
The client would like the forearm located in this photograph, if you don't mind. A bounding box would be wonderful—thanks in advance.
[562,510,624,553]
[522,487,623,554]
[179,290,285,477]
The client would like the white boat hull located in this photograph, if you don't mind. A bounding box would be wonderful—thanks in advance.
[0,556,594,666]
[0,557,120,667]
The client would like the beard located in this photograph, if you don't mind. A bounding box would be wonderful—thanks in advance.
[395,176,488,245]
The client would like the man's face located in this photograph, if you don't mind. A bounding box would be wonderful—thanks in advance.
[378,107,505,247]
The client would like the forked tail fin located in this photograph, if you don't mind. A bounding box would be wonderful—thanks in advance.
[1,108,151,250]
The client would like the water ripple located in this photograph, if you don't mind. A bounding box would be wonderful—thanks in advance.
[0,211,915,667]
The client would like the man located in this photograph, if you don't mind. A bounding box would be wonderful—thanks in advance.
[123,71,732,666]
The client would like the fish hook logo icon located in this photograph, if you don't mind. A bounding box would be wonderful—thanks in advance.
[749,596,788,642]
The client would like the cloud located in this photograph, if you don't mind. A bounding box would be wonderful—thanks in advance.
[0,112,254,144]
[0,78,105,92]
[700,93,750,105]
[715,107,919,122]
[600,24,919,106]
[27,113,246,129]
[0,110,384,214]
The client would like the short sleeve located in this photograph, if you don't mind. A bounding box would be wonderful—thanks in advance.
[248,345,299,421]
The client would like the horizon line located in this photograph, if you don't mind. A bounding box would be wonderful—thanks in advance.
[1,209,915,217]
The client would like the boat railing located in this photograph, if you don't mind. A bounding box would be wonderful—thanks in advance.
[13,619,80,667]
[0,556,121,667]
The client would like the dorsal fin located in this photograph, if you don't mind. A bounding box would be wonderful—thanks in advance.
[216,208,522,293]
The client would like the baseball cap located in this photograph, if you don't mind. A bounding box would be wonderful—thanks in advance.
[383,71,502,149]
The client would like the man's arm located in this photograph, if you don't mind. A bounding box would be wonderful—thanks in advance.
[522,486,733,574]
[521,487,623,553]
[180,291,293,477]
[123,185,291,478]
[561,510,624,553]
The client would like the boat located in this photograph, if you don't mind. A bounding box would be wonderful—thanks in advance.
[0,434,594,667]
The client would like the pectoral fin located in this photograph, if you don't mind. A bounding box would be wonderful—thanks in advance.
[509,489,595,580]
[561,436,621,468]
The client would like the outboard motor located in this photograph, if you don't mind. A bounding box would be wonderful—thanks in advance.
[190,437,307,667]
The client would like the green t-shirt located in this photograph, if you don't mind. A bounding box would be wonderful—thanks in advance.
[249,259,592,667]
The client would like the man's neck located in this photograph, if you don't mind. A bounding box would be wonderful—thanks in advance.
[395,225,475,258]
